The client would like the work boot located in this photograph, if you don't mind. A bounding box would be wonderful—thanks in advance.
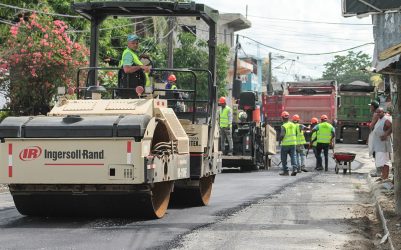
[301,166,308,172]
[227,152,233,156]
[316,167,323,171]
[297,168,301,173]
[279,171,289,176]
[325,166,328,171]
[291,171,297,176]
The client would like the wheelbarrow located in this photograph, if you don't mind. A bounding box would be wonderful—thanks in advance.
[332,152,356,174]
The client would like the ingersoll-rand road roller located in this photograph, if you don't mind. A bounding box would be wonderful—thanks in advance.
[0,1,221,219]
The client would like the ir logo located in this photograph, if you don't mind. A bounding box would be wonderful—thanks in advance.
[19,146,42,161]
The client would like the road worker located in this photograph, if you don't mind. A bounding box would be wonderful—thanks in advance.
[312,114,335,171]
[219,97,233,156]
[292,114,307,172]
[118,34,151,92]
[309,117,319,169]
[279,111,298,176]
[165,74,177,90]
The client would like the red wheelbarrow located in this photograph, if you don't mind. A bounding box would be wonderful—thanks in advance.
[333,152,356,174]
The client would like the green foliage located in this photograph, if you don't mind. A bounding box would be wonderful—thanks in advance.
[0,111,10,122]
[322,51,374,84]
[0,13,88,115]
[173,32,229,100]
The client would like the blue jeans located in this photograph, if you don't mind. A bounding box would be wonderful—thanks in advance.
[296,145,305,168]
[281,145,297,172]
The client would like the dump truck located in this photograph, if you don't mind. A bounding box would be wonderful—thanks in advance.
[0,1,221,219]
[336,82,376,144]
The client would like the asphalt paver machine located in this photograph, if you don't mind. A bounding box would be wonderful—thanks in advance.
[0,1,221,218]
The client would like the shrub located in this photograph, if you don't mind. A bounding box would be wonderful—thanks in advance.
[1,13,88,115]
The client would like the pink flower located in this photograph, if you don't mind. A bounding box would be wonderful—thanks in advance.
[10,26,18,37]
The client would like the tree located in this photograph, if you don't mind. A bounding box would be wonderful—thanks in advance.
[0,13,88,115]
[322,51,376,84]
[173,32,229,99]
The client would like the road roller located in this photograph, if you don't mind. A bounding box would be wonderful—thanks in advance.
[0,1,221,219]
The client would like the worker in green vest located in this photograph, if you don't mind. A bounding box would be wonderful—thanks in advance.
[219,97,233,156]
[292,114,307,172]
[309,117,319,170]
[312,114,335,171]
[279,111,298,176]
[118,34,151,97]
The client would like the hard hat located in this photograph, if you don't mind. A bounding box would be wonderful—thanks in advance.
[218,97,226,104]
[281,111,289,118]
[167,74,176,82]
[127,34,140,42]
[311,117,318,124]
[321,114,328,121]
[292,114,300,121]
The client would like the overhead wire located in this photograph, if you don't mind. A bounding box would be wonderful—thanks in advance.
[245,14,373,26]
[240,35,374,56]
[0,2,83,18]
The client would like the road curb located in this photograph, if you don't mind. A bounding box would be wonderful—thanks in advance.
[366,174,395,250]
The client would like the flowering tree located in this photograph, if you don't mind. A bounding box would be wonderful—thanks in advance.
[0,13,88,115]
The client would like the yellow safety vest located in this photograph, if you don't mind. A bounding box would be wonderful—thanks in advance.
[119,48,150,86]
[316,122,333,144]
[220,106,232,128]
[281,121,297,146]
[296,123,306,145]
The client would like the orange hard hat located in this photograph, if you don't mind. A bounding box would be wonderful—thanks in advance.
[218,97,226,104]
[311,117,318,124]
[292,114,300,121]
[281,111,289,118]
[167,74,176,82]
[321,114,328,120]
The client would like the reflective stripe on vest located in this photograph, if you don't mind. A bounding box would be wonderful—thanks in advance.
[220,106,232,128]
[316,122,333,143]
[296,124,306,145]
[119,48,150,86]
[282,121,297,146]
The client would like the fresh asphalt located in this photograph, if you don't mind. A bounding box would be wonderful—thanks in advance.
[0,144,375,249]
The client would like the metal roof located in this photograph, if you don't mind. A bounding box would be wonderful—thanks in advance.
[72,1,219,23]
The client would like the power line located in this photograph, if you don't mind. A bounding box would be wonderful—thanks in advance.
[0,2,83,18]
[245,14,373,26]
[241,35,374,56]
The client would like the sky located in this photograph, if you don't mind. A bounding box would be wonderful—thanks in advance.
[198,0,374,82]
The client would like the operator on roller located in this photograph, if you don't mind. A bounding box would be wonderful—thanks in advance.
[118,34,151,97]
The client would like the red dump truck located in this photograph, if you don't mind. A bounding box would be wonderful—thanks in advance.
[262,81,337,142]
[282,80,337,124]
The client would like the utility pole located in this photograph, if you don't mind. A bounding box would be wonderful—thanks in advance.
[392,75,401,214]
[167,17,174,68]
[267,52,272,95]
[232,34,240,100]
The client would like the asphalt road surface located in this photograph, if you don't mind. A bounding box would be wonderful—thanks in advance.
[0,144,376,249]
